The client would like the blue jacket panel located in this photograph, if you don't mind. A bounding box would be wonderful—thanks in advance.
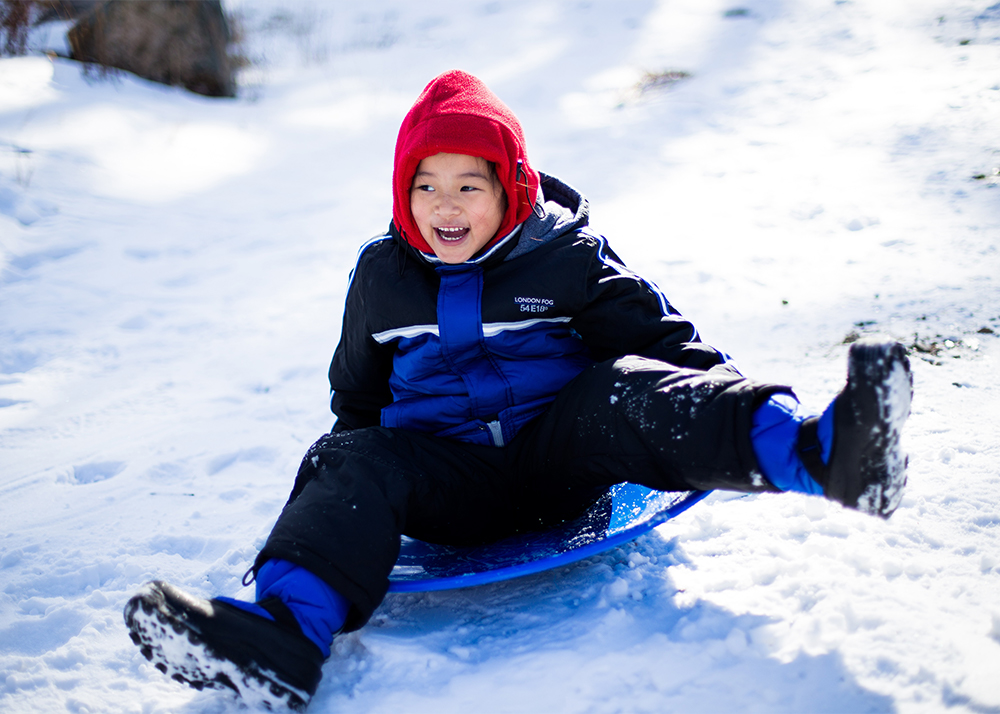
[328,174,733,445]
[378,263,594,446]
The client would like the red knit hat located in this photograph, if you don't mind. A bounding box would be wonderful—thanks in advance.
[392,70,540,256]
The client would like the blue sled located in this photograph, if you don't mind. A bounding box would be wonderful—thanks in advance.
[388,486,710,593]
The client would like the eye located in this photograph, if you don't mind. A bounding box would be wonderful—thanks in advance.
[460,185,480,192]
[412,184,434,193]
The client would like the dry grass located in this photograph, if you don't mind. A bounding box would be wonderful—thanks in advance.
[635,69,693,96]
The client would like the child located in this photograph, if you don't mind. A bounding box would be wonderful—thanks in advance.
[124,70,912,710]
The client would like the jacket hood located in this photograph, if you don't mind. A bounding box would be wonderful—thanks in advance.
[392,70,541,258]
[504,173,590,261]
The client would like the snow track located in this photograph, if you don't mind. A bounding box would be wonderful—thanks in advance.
[2,1,998,712]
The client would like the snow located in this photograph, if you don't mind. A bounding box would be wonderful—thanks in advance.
[1,0,998,711]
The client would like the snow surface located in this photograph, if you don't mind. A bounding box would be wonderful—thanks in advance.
[2,0,999,712]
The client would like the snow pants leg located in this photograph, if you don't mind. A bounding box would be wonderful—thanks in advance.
[516,355,791,496]
[255,356,790,632]
[253,426,522,631]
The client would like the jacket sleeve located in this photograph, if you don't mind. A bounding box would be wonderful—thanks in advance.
[327,258,395,431]
[571,236,735,372]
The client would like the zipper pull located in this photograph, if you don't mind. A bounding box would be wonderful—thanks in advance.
[517,159,544,218]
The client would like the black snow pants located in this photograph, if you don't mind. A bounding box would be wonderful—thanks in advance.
[254,356,789,632]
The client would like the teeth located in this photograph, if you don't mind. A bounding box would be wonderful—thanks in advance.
[436,226,468,242]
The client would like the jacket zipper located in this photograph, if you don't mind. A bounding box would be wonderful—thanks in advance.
[487,420,505,447]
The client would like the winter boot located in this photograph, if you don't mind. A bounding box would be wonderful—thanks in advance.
[124,580,324,710]
[798,337,913,518]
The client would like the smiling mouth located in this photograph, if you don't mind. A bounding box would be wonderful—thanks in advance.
[435,226,469,242]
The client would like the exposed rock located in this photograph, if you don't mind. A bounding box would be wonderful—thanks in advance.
[68,0,234,97]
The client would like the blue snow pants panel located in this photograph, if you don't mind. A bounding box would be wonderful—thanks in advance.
[255,559,351,658]
[750,393,824,495]
[255,356,790,632]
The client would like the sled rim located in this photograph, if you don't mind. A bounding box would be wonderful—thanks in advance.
[387,488,710,593]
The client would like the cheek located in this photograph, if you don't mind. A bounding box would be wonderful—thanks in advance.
[408,195,435,242]
[491,198,506,231]
[409,194,430,222]
[476,194,505,225]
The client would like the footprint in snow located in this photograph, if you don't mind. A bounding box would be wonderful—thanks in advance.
[71,461,126,484]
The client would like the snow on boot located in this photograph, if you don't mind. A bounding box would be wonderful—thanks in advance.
[798,337,913,518]
[124,580,324,710]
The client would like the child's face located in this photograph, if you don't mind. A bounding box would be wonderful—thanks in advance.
[409,153,505,263]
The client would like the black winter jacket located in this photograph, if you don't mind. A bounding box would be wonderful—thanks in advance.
[328,174,732,446]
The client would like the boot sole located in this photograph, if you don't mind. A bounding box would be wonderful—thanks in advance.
[847,339,912,517]
[124,582,310,711]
